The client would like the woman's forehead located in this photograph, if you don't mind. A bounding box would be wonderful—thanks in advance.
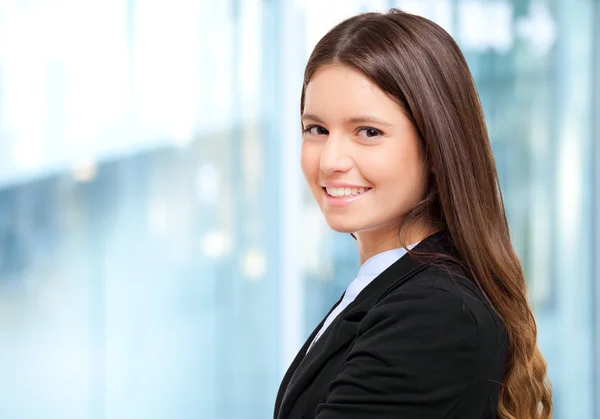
[303,65,404,124]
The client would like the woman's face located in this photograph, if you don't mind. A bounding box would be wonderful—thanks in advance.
[301,64,428,238]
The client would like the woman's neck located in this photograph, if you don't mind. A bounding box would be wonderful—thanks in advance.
[355,222,435,265]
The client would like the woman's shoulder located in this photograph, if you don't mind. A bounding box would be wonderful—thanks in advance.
[356,263,508,387]
[374,264,508,355]
[412,265,503,325]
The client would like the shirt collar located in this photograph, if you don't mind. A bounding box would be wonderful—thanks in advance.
[357,242,421,277]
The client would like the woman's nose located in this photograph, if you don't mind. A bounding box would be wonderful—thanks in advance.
[319,136,353,174]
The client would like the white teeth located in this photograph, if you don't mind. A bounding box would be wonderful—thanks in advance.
[325,187,370,197]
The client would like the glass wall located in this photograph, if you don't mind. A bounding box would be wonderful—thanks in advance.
[0,0,597,418]
[0,1,284,417]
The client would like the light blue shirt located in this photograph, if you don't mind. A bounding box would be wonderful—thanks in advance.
[307,242,420,353]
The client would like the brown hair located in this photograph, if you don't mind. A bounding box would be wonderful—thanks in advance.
[300,8,552,419]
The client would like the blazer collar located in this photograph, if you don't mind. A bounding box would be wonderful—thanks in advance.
[274,230,456,419]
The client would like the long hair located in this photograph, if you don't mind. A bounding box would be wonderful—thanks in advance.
[300,9,552,419]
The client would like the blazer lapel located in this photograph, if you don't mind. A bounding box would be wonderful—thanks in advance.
[276,231,453,419]
[273,291,346,418]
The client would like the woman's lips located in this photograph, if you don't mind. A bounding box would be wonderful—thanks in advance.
[322,187,372,207]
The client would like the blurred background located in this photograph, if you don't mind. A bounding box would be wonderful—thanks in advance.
[0,0,597,418]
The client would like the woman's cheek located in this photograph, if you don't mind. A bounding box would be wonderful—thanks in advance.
[300,143,320,180]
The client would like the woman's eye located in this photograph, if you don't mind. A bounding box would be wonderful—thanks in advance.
[304,125,328,136]
[357,127,383,139]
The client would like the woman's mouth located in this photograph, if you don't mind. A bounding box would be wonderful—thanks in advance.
[322,186,372,207]
[324,186,371,197]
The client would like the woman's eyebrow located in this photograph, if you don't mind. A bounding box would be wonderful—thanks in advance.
[301,113,393,127]
[347,116,393,127]
[301,113,325,123]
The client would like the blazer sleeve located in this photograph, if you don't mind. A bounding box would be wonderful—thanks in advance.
[314,283,480,419]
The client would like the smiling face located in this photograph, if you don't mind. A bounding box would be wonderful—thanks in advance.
[301,64,430,247]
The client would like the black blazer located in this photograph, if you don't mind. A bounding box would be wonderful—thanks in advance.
[274,231,508,419]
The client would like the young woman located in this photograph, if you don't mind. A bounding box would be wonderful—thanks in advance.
[273,8,552,419]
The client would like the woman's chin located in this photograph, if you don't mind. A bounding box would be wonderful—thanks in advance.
[324,218,359,234]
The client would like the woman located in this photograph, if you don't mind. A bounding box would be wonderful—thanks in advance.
[273,8,552,419]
